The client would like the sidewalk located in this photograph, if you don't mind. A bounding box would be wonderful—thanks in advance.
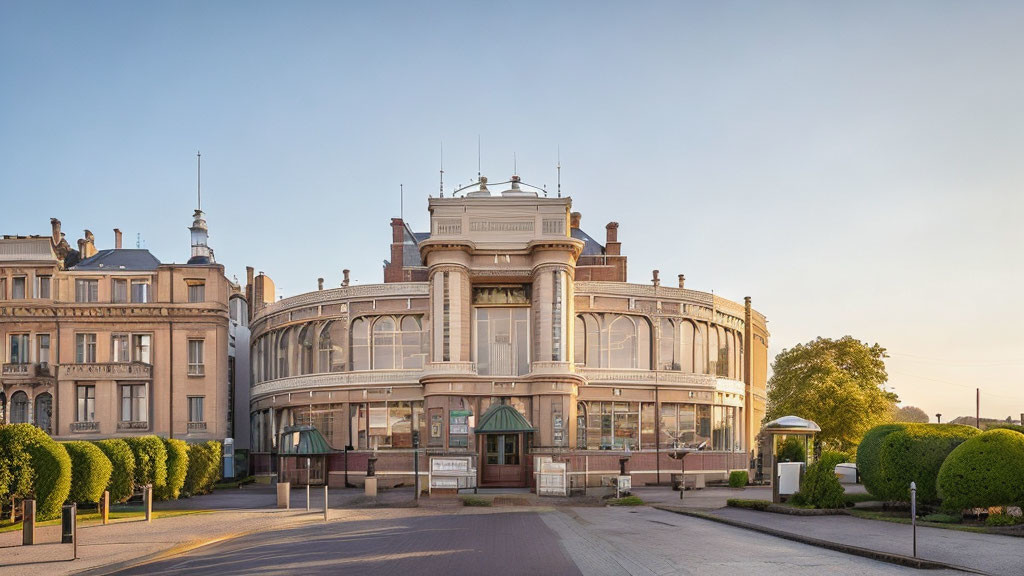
[0,484,419,575]
[658,504,1023,576]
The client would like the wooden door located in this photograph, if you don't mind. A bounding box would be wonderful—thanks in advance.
[481,434,525,486]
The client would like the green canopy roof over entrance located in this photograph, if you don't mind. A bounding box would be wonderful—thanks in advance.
[279,425,333,455]
[474,403,536,434]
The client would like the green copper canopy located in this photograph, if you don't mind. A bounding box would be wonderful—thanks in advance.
[279,425,333,455]
[474,403,536,434]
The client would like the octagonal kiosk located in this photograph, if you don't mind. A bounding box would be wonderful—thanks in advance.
[762,416,820,503]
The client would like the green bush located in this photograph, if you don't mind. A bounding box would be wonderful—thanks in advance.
[183,440,222,497]
[988,423,1024,435]
[792,452,845,509]
[875,424,978,503]
[93,439,135,503]
[0,423,49,502]
[62,441,113,504]
[727,498,771,511]
[155,438,189,500]
[985,512,1024,527]
[28,440,72,520]
[937,429,1024,511]
[856,423,907,496]
[729,470,748,488]
[123,436,168,489]
[777,437,806,462]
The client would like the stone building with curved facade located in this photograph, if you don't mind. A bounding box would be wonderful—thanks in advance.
[248,176,769,489]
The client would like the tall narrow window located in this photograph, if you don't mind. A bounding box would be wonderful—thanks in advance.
[188,283,205,303]
[9,334,29,364]
[297,325,314,375]
[37,334,50,366]
[132,334,151,364]
[36,276,51,299]
[112,334,130,362]
[0,278,6,300]
[121,384,147,422]
[10,391,29,424]
[188,339,205,375]
[34,393,51,433]
[372,317,398,370]
[475,308,530,376]
[351,318,369,370]
[552,270,564,361]
[77,385,96,422]
[11,277,26,299]
[130,280,149,303]
[659,318,678,370]
[76,334,97,363]
[76,279,99,303]
[400,316,427,369]
[442,272,450,361]
[111,279,128,303]
[188,396,205,423]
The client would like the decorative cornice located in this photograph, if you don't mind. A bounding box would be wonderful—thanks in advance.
[254,283,429,324]
[250,370,423,398]
[0,304,228,321]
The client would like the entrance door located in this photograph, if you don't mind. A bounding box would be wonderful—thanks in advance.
[481,434,525,486]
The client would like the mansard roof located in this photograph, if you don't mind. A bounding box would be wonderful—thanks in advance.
[72,249,160,271]
[571,227,605,256]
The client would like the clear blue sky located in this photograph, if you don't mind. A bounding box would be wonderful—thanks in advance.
[2,1,1021,421]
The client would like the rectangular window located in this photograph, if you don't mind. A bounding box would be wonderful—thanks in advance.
[130,280,149,303]
[188,283,205,303]
[188,339,205,375]
[442,272,450,362]
[76,334,97,363]
[188,396,205,423]
[475,308,530,376]
[37,334,50,366]
[111,279,128,303]
[121,384,147,422]
[0,278,5,300]
[76,279,99,303]
[36,276,51,299]
[77,385,96,422]
[9,334,29,363]
[583,401,641,450]
[132,334,151,364]
[112,334,129,362]
[552,271,564,362]
[11,277,26,299]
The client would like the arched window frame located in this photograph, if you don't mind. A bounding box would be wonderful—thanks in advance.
[297,324,314,376]
[350,317,370,371]
[34,392,52,434]
[10,391,29,424]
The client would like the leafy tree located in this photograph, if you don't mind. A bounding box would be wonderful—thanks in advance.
[767,336,897,452]
[894,406,930,423]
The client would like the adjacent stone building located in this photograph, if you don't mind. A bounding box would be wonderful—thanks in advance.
[248,176,769,489]
[0,210,232,441]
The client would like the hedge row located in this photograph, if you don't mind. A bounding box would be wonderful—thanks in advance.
[937,429,1024,510]
[123,436,168,488]
[183,440,222,497]
[94,439,136,503]
[856,423,906,497]
[156,438,189,501]
[63,441,113,504]
[874,424,978,503]
[0,424,72,519]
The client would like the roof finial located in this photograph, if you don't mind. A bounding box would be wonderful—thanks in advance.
[196,150,202,211]
[513,152,517,176]
[556,145,561,198]
[439,140,445,197]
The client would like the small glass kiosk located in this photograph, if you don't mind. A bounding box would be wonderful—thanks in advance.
[762,415,820,503]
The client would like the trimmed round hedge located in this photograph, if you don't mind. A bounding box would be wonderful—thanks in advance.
[62,441,113,504]
[856,423,907,497]
[28,439,72,520]
[729,470,749,488]
[93,439,136,503]
[123,435,168,489]
[874,424,978,503]
[156,438,189,500]
[183,440,222,497]
[0,423,50,503]
[937,429,1024,510]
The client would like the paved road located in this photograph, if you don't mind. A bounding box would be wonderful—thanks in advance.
[117,507,962,576]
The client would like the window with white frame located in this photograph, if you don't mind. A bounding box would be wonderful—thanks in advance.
[75,279,99,303]
[111,278,128,303]
[132,334,151,364]
[9,334,29,364]
[188,396,204,423]
[112,334,130,362]
[77,385,96,422]
[36,275,51,299]
[130,279,149,303]
[11,277,26,299]
[37,334,50,366]
[188,339,205,375]
[76,333,97,363]
[120,384,147,422]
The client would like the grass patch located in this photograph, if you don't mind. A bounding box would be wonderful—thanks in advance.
[460,496,492,507]
[847,509,989,534]
[922,513,960,523]
[727,499,771,511]
[607,496,645,506]
[214,476,256,490]
[0,508,210,533]
[842,492,878,505]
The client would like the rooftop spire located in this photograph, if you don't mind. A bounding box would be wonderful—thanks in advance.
[197,150,201,211]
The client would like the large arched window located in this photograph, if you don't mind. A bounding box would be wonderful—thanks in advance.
[35,393,52,434]
[277,328,292,378]
[400,316,427,369]
[10,391,29,424]
[716,326,729,377]
[658,318,677,370]
[573,314,601,367]
[372,317,398,370]
[693,323,706,374]
[707,326,719,376]
[607,316,637,368]
[297,325,314,375]
[679,320,695,373]
[351,318,370,371]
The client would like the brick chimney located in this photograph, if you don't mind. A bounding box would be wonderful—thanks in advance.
[678,274,685,289]
[245,266,255,319]
[570,212,582,229]
[384,218,405,283]
[317,278,324,291]
[652,270,660,287]
[114,228,122,249]
[342,269,350,287]
[605,222,620,256]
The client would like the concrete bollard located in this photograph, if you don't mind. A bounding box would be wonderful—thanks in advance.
[144,484,153,523]
[277,482,291,509]
[22,499,35,546]
[100,491,109,525]
[323,486,329,522]
[365,457,378,497]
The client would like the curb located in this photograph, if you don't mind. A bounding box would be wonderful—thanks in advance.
[651,505,990,575]
[76,516,322,576]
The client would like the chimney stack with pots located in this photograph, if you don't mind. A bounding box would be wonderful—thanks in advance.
[652,270,660,287]
[114,228,122,249]
[570,212,581,229]
[343,269,351,287]
[605,222,621,256]
[317,278,324,291]
[678,274,685,289]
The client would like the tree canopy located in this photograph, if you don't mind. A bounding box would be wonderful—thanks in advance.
[766,336,897,452]
[894,405,930,423]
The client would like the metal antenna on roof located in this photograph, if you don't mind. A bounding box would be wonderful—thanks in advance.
[439,141,445,197]
[400,184,404,221]
[513,152,517,176]
[196,151,201,211]
[136,233,141,249]
[477,135,482,181]
[557,146,561,198]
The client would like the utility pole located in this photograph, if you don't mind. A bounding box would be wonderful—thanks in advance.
[976,388,980,429]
